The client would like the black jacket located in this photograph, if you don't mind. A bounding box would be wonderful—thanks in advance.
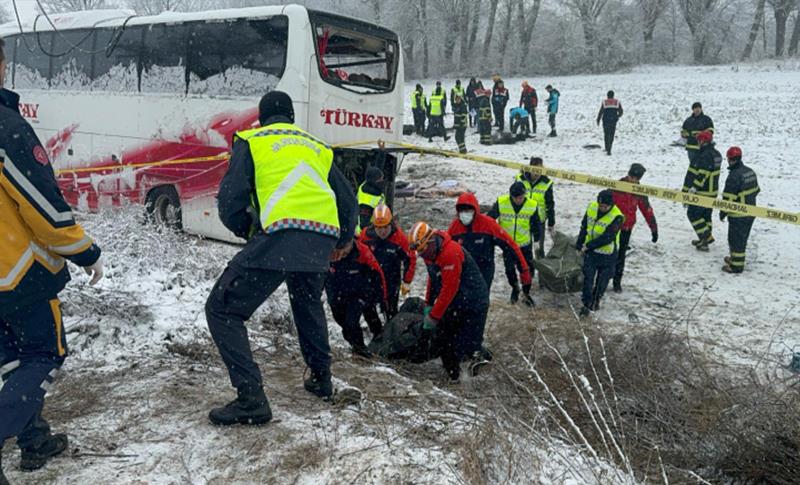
[219,115,357,273]
[597,98,623,124]
[721,161,760,217]
[682,143,722,196]
[681,113,714,150]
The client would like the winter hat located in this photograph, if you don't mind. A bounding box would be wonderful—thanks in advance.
[259,91,294,124]
[597,189,614,206]
[628,163,646,178]
[456,79,461,85]
[366,166,384,184]
[510,181,527,197]
[607,90,614,98]
[691,101,702,109]
[416,83,422,90]
[545,84,552,90]
[529,156,543,166]
[436,81,442,86]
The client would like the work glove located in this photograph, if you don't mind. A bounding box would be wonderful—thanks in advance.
[422,315,438,331]
[719,212,727,222]
[510,285,520,304]
[83,258,104,286]
[651,231,659,243]
[400,282,411,297]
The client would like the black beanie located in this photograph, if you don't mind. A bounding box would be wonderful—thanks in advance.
[628,163,646,178]
[366,166,384,184]
[259,91,294,124]
[691,101,702,110]
[597,189,614,205]
[510,181,526,197]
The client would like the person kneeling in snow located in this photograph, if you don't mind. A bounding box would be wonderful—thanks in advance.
[409,222,490,381]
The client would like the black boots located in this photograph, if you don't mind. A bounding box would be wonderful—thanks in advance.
[19,433,68,471]
[304,370,333,399]
[579,306,592,317]
[510,285,520,303]
[613,279,622,293]
[209,386,272,426]
[548,130,557,137]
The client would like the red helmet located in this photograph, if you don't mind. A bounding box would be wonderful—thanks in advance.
[695,131,713,144]
[726,146,742,159]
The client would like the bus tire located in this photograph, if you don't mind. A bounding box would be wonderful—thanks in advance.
[145,186,182,230]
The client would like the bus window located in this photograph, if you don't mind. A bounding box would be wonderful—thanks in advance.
[12,33,52,89]
[141,23,188,95]
[187,16,288,97]
[92,26,144,93]
[50,30,93,91]
[310,12,398,94]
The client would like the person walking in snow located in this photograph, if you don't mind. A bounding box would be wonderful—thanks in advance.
[491,80,510,131]
[681,102,714,163]
[596,90,623,155]
[519,81,538,134]
[545,84,560,137]
[682,131,722,252]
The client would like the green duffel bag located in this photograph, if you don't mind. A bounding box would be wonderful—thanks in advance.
[367,297,439,363]
[532,231,584,293]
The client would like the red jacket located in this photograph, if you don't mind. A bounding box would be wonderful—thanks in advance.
[423,231,488,321]
[612,177,658,232]
[447,192,531,285]
[359,223,416,285]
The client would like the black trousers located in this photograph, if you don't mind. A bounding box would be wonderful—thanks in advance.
[455,127,467,153]
[474,258,495,292]
[728,217,755,271]
[412,108,426,135]
[531,110,537,133]
[548,113,557,131]
[206,263,330,391]
[425,115,446,139]
[328,295,368,350]
[581,252,616,310]
[614,229,632,284]
[493,106,505,130]
[436,304,489,380]
[603,121,617,153]
[687,205,713,240]
[479,119,492,144]
[503,244,534,287]
[363,280,400,336]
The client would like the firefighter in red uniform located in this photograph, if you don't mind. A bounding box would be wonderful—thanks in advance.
[360,204,416,326]
[325,240,388,358]
[611,163,658,292]
[409,222,490,381]
[447,193,533,303]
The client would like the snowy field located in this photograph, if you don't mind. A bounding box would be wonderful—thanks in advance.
[3,62,799,484]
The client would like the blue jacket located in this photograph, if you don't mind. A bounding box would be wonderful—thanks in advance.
[547,89,560,114]
[509,107,529,119]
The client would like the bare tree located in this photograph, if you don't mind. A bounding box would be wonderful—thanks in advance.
[637,0,670,58]
[468,0,481,51]
[767,0,797,56]
[125,0,215,14]
[564,0,610,68]
[742,0,767,59]
[483,0,500,52]
[37,0,108,12]
[677,0,720,63]
[789,11,800,55]
[517,0,543,66]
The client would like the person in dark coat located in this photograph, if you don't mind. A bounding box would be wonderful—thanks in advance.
[611,163,658,292]
[206,91,357,424]
[519,81,538,134]
[466,77,480,127]
[410,84,427,135]
[681,102,714,163]
[681,131,722,251]
[452,94,469,153]
[576,190,624,317]
[719,146,760,274]
[409,222,490,382]
[491,80,510,131]
[596,90,623,155]
[477,88,493,145]
[325,240,388,358]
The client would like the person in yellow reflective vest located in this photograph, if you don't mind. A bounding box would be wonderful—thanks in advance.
[425,82,449,142]
[410,84,427,136]
[575,190,624,317]
[205,91,357,425]
[357,166,385,234]
[516,157,556,258]
[1,37,104,477]
[450,80,466,112]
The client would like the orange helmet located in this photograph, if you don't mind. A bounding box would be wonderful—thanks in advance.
[373,204,393,227]
[409,221,435,252]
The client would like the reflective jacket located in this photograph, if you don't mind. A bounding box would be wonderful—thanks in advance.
[597,98,623,124]
[453,101,469,129]
[516,173,555,225]
[577,202,624,256]
[450,85,465,106]
[0,89,101,314]
[410,90,426,110]
[493,194,539,247]
[356,182,385,234]
[683,143,722,197]
[721,161,760,219]
[428,89,446,116]
[681,113,714,151]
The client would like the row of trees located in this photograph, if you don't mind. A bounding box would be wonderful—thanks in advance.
[2,0,799,75]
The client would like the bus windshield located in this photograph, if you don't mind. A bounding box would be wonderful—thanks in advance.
[310,10,398,95]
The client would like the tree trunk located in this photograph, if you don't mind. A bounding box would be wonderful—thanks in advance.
[789,12,800,56]
[580,14,599,67]
[692,31,707,62]
[421,0,430,78]
[517,0,542,67]
[468,0,481,51]
[741,0,766,60]
[497,0,513,62]
[774,7,789,56]
[643,28,655,59]
[483,0,500,52]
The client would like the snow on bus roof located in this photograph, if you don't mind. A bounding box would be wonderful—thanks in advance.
[0,5,301,37]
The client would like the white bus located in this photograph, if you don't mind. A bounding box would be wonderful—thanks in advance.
[0,5,403,242]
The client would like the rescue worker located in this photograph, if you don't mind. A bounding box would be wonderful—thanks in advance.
[452,94,469,154]
[519,81,538,134]
[719,147,760,274]
[205,91,357,425]
[611,163,658,293]
[1,37,104,478]
[426,82,449,142]
[466,78,480,127]
[545,85,560,137]
[516,157,556,258]
[360,204,416,322]
[447,193,533,302]
[576,190,624,317]
[509,107,531,138]
[450,79,466,115]
[682,130,722,251]
[596,90,623,155]
[681,102,714,162]
[477,88,493,145]
[487,182,541,306]
[409,222,490,381]
[325,239,388,358]
[491,80,509,131]
[411,84,427,136]
[357,165,385,234]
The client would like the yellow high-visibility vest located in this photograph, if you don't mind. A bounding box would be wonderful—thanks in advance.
[584,201,624,255]
[497,194,538,247]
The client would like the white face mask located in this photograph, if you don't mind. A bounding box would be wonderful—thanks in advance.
[459,211,475,225]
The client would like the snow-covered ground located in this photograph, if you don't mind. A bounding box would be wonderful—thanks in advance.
[4,62,799,484]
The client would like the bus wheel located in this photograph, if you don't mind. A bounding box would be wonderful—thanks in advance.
[145,186,182,230]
